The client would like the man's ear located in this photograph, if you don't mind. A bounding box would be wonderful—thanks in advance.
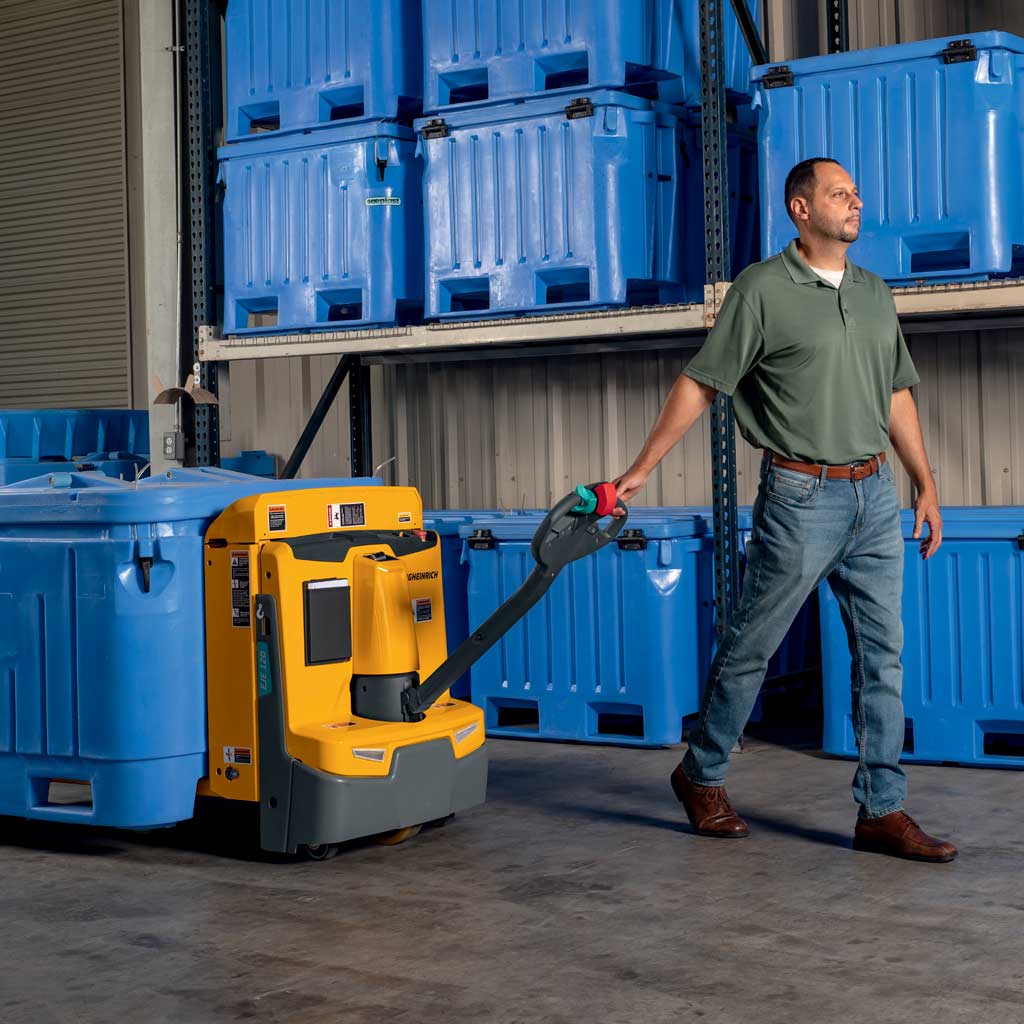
[789,196,810,223]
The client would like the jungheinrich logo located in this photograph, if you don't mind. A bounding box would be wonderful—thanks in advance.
[406,571,439,581]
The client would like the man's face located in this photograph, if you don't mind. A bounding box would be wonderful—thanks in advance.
[791,163,863,242]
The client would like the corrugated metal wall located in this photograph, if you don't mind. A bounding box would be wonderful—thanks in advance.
[223,0,1024,510]
[0,0,131,408]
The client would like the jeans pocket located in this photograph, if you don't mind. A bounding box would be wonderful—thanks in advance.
[766,467,818,506]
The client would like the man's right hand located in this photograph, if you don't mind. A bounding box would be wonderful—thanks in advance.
[611,466,650,515]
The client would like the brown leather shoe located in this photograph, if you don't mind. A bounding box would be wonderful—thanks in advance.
[670,765,749,838]
[853,810,957,863]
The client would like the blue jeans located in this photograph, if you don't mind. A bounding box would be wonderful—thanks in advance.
[683,455,907,818]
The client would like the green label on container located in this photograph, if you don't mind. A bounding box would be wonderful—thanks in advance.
[256,641,272,697]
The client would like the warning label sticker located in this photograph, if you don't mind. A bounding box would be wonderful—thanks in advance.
[268,505,287,532]
[223,746,252,766]
[412,597,433,624]
[230,550,251,628]
[398,512,412,524]
[327,502,366,529]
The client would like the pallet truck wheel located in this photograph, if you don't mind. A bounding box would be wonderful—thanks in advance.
[373,824,423,846]
[299,842,339,861]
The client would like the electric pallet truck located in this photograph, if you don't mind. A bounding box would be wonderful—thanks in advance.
[201,480,625,858]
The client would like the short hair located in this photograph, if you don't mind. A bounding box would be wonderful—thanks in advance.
[784,158,839,219]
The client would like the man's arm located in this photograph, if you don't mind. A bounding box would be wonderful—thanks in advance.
[613,373,716,506]
[889,387,942,560]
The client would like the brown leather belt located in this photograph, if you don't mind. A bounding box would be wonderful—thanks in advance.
[769,451,886,481]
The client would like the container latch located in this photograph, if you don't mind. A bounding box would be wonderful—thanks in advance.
[942,39,977,64]
[565,97,594,119]
[467,529,496,551]
[616,528,648,552]
[762,65,794,89]
[138,557,153,594]
[421,118,450,140]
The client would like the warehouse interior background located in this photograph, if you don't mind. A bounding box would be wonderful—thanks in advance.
[0,0,1020,509]
[2,2,1024,1022]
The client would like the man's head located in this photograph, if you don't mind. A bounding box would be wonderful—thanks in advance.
[785,158,863,244]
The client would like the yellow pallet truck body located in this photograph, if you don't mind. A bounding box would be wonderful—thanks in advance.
[198,482,623,857]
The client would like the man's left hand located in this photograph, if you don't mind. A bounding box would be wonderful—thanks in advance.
[913,490,943,560]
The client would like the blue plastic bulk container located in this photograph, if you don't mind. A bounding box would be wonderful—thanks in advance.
[0,468,381,829]
[220,450,277,477]
[820,507,1024,768]
[417,92,686,319]
[422,0,759,111]
[460,510,717,745]
[218,121,421,333]
[753,33,1024,282]
[0,409,149,460]
[219,121,423,335]
[224,0,422,141]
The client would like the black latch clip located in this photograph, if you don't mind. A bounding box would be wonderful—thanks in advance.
[943,39,977,64]
[421,118,450,139]
[762,65,794,89]
[565,97,594,120]
[468,529,496,551]
[616,528,648,552]
[138,556,153,594]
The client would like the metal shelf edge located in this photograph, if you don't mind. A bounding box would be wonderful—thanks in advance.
[199,281,1024,361]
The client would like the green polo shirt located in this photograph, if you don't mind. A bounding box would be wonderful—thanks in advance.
[684,240,919,464]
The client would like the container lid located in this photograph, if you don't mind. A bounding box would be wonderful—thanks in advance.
[900,506,1024,541]
[424,509,544,534]
[415,89,667,132]
[752,31,1024,83]
[218,119,415,161]
[0,467,381,526]
[458,508,713,542]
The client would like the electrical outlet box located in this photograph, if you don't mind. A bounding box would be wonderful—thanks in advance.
[163,431,185,461]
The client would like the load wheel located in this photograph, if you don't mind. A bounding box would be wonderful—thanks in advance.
[299,842,339,861]
[373,823,423,846]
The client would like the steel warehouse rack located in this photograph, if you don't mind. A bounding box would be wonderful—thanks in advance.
[185,0,1024,633]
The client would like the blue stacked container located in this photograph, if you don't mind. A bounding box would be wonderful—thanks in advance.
[0,468,380,829]
[422,0,760,110]
[221,0,425,336]
[820,507,1024,768]
[417,91,687,319]
[460,510,716,745]
[225,0,422,139]
[219,122,423,334]
[220,450,277,478]
[0,409,150,485]
[753,33,1024,281]
[428,505,819,745]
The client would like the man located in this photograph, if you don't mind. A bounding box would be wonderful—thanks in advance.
[614,158,957,863]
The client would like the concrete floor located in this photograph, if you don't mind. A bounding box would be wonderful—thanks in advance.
[1,736,1022,1024]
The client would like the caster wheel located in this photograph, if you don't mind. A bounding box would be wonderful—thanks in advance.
[373,824,423,846]
[299,842,339,861]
